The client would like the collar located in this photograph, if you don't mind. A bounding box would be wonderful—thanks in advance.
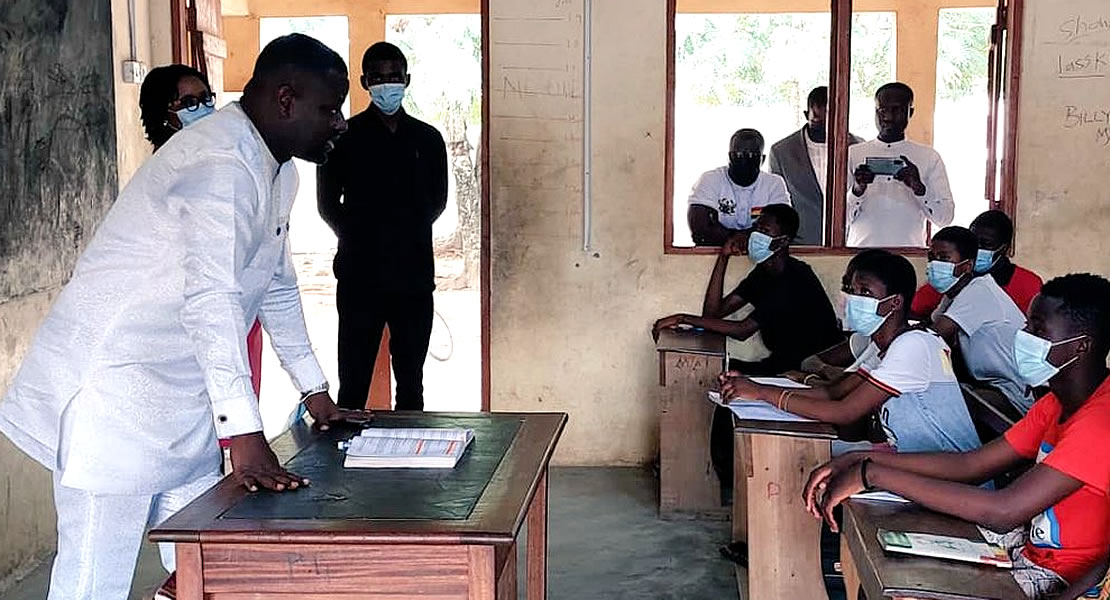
[227,102,281,180]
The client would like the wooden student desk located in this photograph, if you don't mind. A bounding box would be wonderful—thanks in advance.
[732,418,838,600]
[151,412,567,600]
[655,328,728,519]
[840,499,1026,600]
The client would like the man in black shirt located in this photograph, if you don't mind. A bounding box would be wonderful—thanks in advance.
[653,204,844,530]
[318,42,448,411]
[653,204,843,373]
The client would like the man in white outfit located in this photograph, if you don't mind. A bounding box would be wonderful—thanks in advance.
[0,34,352,600]
[847,82,954,247]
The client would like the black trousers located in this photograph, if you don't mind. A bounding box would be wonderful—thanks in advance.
[336,279,433,411]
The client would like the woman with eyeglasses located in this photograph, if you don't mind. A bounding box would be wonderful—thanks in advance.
[139,64,218,150]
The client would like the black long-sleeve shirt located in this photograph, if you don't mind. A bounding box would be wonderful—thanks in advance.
[318,109,448,294]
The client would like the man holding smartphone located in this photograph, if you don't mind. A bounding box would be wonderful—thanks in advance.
[847,82,954,247]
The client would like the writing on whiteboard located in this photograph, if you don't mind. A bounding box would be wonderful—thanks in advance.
[1063,105,1110,147]
[1059,14,1110,44]
[1057,49,1109,79]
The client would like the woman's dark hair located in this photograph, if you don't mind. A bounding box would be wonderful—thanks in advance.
[140,64,210,149]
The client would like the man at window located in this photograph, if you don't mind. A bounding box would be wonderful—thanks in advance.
[768,86,863,246]
[847,82,954,247]
[687,128,791,247]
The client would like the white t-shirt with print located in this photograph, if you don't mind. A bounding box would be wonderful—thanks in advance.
[688,167,791,231]
[933,275,1033,413]
[855,329,981,453]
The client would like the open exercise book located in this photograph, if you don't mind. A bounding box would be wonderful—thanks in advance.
[343,428,475,469]
[878,529,1013,569]
[708,377,815,422]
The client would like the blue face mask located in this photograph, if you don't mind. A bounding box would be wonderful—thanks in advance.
[175,103,215,128]
[747,231,783,265]
[369,83,406,115]
[844,293,895,336]
[1012,330,1087,388]
[974,248,1000,274]
[926,260,968,294]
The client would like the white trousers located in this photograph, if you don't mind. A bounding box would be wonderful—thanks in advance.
[47,471,221,600]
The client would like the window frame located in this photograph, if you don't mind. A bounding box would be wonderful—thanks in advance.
[662,0,1023,256]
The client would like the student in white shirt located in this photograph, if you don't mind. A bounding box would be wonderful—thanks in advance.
[0,34,354,600]
[687,128,791,246]
[847,82,954,247]
[925,226,1033,414]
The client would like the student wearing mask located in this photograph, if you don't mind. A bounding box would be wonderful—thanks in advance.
[720,249,980,455]
[319,42,448,412]
[924,226,1033,413]
[847,83,954,247]
[687,128,791,247]
[654,205,844,514]
[912,210,1043,320]
[768,86,863,245]
[806,273,1110,600]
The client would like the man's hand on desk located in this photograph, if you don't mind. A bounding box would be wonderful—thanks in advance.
[803,453,869,529]
[816,463,868,532]
[228,432,309,493]
[304,392,374,432]
[718,371,760,402]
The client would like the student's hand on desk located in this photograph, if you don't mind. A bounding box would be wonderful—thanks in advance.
[228,432,310,493]
[816,464,867,533]
[652,314,693,341]
[803,453,867,519]
[718,374,759,402]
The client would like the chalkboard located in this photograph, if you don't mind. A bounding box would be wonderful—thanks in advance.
[0,1,117,302]
[1015,1,1110,273]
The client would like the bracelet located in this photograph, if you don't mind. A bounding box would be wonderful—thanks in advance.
[300,382,330,402]
[860,457,875,491]
[803,373,820,385]
[782,391,793,413]
[777,389,795,411]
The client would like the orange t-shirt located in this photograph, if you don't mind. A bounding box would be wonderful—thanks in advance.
[1003,378,1110,581]
[911,264,1044,318]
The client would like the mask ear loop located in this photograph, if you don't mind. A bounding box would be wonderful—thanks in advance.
[1049,334,1090,372]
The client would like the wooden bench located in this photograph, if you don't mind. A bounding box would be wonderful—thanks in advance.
[733,419,838,599]
[655,328,728,519]
[840,499,1027,600]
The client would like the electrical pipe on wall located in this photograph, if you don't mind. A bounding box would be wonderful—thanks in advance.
[582,0,593,253]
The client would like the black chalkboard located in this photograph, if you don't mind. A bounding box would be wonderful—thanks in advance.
[0,0,117,301]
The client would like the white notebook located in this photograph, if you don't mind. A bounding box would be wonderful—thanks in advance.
[878,529,1013,568]
[343,428,475,469]
[708,386,815,423]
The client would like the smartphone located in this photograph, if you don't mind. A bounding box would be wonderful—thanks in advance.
[865,156,906,177]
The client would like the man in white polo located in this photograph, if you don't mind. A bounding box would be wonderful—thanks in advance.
[687,128,791,247]
[847,82,954,247]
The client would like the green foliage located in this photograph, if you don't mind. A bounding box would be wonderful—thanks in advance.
[386,15,482,129]
[937,8,993,101]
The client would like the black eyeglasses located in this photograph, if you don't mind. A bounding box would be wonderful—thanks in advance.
[729,150,761,161]
[176,92,216,111]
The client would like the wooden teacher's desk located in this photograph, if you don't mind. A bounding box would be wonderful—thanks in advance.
[655,328,728,519]
[151,412,567,600]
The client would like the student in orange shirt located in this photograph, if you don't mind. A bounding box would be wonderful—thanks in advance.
[911,210,1043,320]
[807,273,1110,599]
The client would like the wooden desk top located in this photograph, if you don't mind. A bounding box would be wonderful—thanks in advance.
[150,412,567,546]
[655,328,727,357]
[734,419,838,440]
[843,500,1027,600]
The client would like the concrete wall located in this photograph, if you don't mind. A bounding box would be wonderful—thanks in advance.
[0,0,160,588]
